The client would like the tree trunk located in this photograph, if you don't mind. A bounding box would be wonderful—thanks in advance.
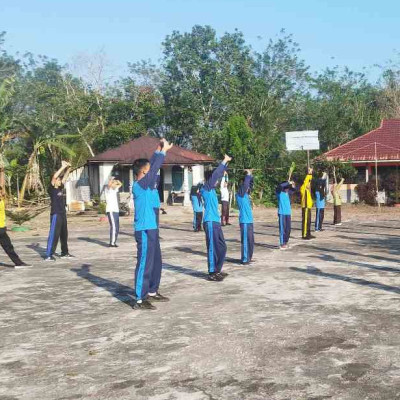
[18,151,36,207]
[77,127,95,157]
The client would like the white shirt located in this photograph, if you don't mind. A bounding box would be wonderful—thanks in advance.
[220,179,230,202]
[105,187,119,213]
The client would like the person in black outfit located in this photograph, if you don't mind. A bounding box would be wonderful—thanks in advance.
[44,161,72,261]
[0,186,31,268]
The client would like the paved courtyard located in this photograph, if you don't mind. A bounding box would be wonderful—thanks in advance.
[1,206,400,400]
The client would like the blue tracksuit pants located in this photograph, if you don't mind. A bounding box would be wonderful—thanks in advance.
[204,221,226,274]
[315,208,325,231]
[46,213,68,257]
[107,212,119,245]
[134,229,162,300]
[240,223,254,263]
[278,214,291,246]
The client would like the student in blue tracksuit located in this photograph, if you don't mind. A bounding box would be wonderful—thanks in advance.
[132,139,173,310]
[314,172,328,232]
[201,154,232,281]
[190,184,203,232]
[276,180,296,250]
[236,170,254,264]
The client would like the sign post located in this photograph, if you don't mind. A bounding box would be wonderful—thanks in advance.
[285,130,320,168]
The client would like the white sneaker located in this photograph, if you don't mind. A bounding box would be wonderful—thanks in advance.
[14,263,33,269]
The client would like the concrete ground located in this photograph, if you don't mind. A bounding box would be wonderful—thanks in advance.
[1,205,400,400]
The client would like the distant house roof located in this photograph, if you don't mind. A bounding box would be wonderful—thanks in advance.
[88,136,215,165]
[322,120,400,162]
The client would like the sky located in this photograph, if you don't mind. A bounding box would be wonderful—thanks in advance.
[1,0,399,81]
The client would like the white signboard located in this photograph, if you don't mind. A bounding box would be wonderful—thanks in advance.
[285,130,320,151]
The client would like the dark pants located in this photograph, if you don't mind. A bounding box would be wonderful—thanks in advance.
[193,211,203,231]
[315,208,325,231]
[135,229,162,300]
[154,208,160,227]
[0,227,23,265]
[240,223,254,263]
[204,221,227,274]
[334,205,342,225]
[46,213,68,257]
[221,201,229,225]
[301,208,312,238]
[278,214,291,246]
[107,212,120,245]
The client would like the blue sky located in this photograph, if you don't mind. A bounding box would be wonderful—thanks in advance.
[1,0,399,81]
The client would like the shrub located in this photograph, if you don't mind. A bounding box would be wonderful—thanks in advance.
[98,201,106,215]
[355,180,378,205]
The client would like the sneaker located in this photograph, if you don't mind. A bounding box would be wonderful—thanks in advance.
[309,235,316,239]
[302,237,311,240]
[60,253,74,259]
[148,292,170,302]
[218,271,229,277]
[44,256,56,262]
[280,245,288,250]
[132,300,156,310]
[109,244,119,248]
[241,261,250,265]
[14,262,32,268]
[208,273,224,282]
[335,223,342,226]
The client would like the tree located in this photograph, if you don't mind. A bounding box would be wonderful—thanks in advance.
[160,25,254,151]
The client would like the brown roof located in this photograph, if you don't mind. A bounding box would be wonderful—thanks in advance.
[89,136,215,165]
[322,120,400,162]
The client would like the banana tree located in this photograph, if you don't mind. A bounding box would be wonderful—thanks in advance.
[18,135,76,206]
[0,76,16,194]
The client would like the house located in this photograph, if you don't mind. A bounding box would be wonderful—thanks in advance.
[321,119,400,203]
[86,136,215,206]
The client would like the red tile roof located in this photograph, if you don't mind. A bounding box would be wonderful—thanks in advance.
[89,136,215,165]
[323,120,400,162]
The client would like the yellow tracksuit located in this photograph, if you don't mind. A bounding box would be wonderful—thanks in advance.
[0,199,5,229]
[300,174,313,238]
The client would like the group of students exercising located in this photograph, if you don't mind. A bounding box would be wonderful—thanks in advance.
[0,138,345,311]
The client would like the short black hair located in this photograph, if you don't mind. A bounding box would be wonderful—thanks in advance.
[133,159,150,176]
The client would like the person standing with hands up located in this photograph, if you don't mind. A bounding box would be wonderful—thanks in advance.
[300,168,315,240]
[236,169,254,264]
[201,154,232,281]
[105,176,122,247]
[45,161,72,261]
[132,138,173,310]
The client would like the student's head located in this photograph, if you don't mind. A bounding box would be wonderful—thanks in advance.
[0,186,4,200]
[190,185,198,196]
[133,159,150,180]
[314,179,326,199]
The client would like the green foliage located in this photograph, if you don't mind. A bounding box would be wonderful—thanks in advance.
[5,207,46,226]
[312,158,357,181]
[93,121,144,153]
[98,201,106,215]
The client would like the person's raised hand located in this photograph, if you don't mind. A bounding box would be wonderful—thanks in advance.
[244,169,254,175]
[223,154,232,163]
[308,167,313,175]
[162,139,173,152]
